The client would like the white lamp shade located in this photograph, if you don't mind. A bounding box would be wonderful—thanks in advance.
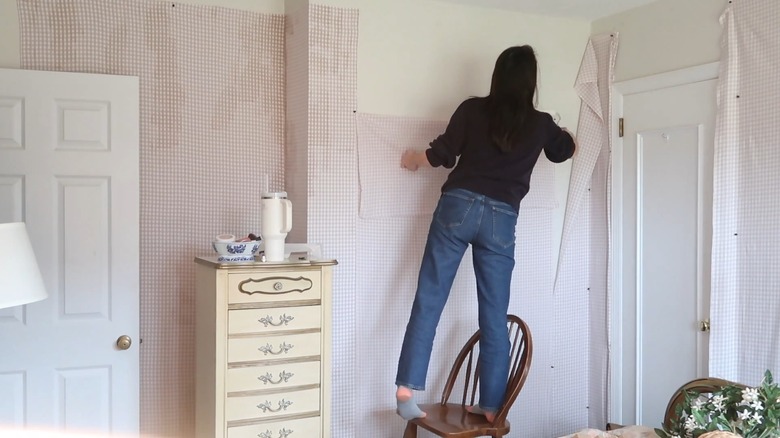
[0,222,48,309]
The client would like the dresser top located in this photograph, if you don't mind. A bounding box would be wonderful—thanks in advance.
[194,256,337,269]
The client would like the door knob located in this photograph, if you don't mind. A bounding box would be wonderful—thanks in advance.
[699,319,710,332]
[116,335,132,350]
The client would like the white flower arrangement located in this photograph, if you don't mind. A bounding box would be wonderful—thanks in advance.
[656,371,780,438]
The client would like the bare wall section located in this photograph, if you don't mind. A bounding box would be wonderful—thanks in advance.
[592,0,728,82]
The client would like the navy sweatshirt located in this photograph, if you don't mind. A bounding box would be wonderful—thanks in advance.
[425,97,575,212]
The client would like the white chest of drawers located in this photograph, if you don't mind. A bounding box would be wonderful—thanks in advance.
[194,257,336,438]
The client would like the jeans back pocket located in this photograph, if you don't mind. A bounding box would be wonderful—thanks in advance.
[491,206,518,248]
[434,192,474,228]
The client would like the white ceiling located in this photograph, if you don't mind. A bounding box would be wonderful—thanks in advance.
[436,0,659,20]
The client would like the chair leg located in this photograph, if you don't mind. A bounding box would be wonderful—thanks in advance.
[403,422,418,438]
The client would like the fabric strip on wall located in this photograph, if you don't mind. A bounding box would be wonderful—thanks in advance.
[356,113,448,219]
[549,33,618,435]
[710,0,780,385]
[304,4,360,437]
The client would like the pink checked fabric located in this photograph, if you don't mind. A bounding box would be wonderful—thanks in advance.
[710,0,780,385]
[356,113,449,219]
[549,33,618,436]
[304,5,360,437]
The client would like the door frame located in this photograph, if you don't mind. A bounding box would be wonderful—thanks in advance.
[608,61,720,424]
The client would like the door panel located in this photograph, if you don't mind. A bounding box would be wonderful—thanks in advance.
[621,78,716,426]
[0,68,139,434]
[60,176,110,318]
[638,125,701,425]
[0,372,25,424]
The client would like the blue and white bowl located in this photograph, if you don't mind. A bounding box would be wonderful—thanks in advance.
[212,241,261,257]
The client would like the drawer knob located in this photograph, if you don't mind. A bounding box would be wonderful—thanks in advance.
[258,371,294,385]
[257,399,293,413]
[258,342,293,355]
[258,428,293,438]
[273,281,284,291]
[259,314,295,327]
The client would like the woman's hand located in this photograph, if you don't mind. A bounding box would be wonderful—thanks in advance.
[401,150,430,171]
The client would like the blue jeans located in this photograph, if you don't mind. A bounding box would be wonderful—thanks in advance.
[395,188,518,412]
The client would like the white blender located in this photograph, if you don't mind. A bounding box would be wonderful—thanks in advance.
[260,191,292,261]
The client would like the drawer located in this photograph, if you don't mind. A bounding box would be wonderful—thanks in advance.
[227,360,321,393]
[229,306,321,335]
[228,270,321,304]
[226,387,320,422]
[227,415,321,438]
[228,332,321,363]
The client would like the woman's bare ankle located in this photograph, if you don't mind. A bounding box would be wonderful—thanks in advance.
[467,405,496,422]
[396,386,413,401]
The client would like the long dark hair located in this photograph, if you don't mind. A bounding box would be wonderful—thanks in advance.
[487,45,538,152]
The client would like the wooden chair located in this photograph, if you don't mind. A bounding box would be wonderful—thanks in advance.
[662,377,746,432]
[403,315,533,438]
[604,377,747,434]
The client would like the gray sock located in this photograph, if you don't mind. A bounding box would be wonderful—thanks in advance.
[396,394,426,420]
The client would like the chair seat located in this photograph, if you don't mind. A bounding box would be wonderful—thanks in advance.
[409,403,511,437]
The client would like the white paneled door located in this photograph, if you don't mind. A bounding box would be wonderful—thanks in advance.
[0,69,139,435]
[615,69,717,427]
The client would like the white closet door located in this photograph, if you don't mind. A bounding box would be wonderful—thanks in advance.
[0,68,140,435]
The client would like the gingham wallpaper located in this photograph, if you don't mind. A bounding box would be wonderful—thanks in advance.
[302,4,360,437]
[18,1,286,436]
[285,0,310,243]
[710,0,780,385]
[549,34,617,436]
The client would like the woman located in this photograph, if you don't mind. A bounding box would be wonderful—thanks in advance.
[395,45,576,423]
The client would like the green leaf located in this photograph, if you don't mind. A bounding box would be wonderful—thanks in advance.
[692,408,709,425]
[654,428,670,438]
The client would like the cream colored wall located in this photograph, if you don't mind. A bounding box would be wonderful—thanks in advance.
[316,0,590,266]
[0,0,285,68]
[0,1,19,69]
[592,0,728,82]
[317,0,587,122]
